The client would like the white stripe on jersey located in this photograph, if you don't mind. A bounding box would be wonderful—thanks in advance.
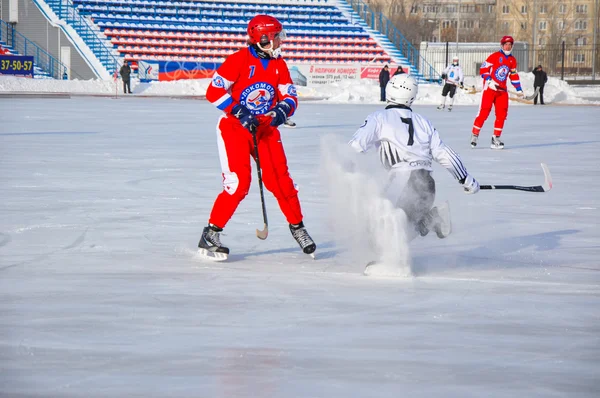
[349,106,469,182]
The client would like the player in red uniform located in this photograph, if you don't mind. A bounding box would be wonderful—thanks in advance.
[471,36,523,149]
[198,14,316,260]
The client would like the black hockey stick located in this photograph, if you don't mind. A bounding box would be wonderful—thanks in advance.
[252,131,269,240]
[481,163,552,192]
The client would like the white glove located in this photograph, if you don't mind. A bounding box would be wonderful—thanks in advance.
[516,90,524,98]
[484,79,498,91]
[462,174,480,194]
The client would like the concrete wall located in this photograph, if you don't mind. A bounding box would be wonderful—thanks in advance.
[0,0,97,79]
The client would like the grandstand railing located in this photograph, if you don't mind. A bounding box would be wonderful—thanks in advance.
[0,19,69,79]
[43,0,119,76]
[343,0,441,82]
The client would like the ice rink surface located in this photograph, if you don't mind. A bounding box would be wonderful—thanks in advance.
[1,97,599,397]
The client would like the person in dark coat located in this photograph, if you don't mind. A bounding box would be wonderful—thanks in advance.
[378,65,390,101]
[532,64,548,105]
[393,66,405,76]
[119,61,132,94]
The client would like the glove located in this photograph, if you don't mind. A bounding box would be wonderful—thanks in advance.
[516,90,524,98]
[484,78,498,91]
[461,174,480,194]
[441,73,447,80]
[267,101,291,127]
[460,82,464,89]
[231,104,259,134]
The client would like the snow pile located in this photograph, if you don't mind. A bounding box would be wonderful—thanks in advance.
[1,73,599,105]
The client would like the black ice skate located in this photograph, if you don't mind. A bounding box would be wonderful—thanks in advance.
[490,135,504,149]
[447,105,453,112]
[416,204,452,239]
[198,224,229,261]
[470,134,479,148]
[289,221,316,258]
[436,104,445,110]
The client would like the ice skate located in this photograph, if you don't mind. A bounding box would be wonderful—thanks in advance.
[437,104,445,110]
[490,135,504,149]
[283,118,296,128]
[416,203,451,239]
[197,225,229,261]
[470,134,478,148]
[290,221,316,258]
[447,105,453,112]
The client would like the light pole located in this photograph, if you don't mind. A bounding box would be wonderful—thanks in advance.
[456,0,461,53]
[593,0,598,79]
[428,19,441,42]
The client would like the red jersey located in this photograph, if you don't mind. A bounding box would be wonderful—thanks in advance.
[206,46,298,119]
[480,50,522,91]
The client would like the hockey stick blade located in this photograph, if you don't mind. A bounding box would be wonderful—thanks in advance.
[481,163,552,192]
[256,224,268,240]
[524,87,540,101]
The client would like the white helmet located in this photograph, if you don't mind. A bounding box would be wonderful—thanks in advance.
[386,74,418,107]
[452,56,459,63]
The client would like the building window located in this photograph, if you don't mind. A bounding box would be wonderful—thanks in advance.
[539,21,547,30]
[446,5,456,13]
[487,5,494,13]
[538,37,545,46]
[503,21,511,31]
[410,6,419,14]
[575,37,587,46]
[558,21,565,30]
[575,5,588,13]
[442,20,451,29]
[502,5,510,14]
[559,4,567,14]
[540,5,547,14]
[575,20,587,30]
[574,54,585,63]
[521,22,527,30]
[521,5,527,14]
[461,20,474,29]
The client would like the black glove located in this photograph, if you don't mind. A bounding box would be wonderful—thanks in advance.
[267,101,291,127]
[441,73,447,80]
[231,104,259,133]
[460,82,464,89]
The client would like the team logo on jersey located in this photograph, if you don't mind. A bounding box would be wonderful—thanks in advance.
[240,82,276,114]
[499,56,504,63]
[494,65,510,82]
[287,85,297,97]
[212,75,225,88]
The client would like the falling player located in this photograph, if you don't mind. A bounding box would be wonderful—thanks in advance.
[471,35,524,149]
[349,73,480,244]
[437,56,464,111]
[198,14,316,260]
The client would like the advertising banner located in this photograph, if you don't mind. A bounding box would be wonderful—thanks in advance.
[289,63,401,86]
[137,60,221,82]
[0,55,34,78]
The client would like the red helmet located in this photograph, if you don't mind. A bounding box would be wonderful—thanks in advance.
[500,35,514,45]
[247,15,285,45]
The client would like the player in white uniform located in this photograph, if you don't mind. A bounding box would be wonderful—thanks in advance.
[437,56,464,111]
[349,73,480,239]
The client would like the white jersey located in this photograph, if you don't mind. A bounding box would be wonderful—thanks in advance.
[348,105,468,182]
[443,64,464,85]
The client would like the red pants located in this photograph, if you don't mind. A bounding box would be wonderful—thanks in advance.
[208,115,303,229]
[472,88,509,137]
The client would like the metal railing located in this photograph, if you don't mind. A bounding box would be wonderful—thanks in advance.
[0,19,69,79]
[43,0,119,77]
[418,43,600,80]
